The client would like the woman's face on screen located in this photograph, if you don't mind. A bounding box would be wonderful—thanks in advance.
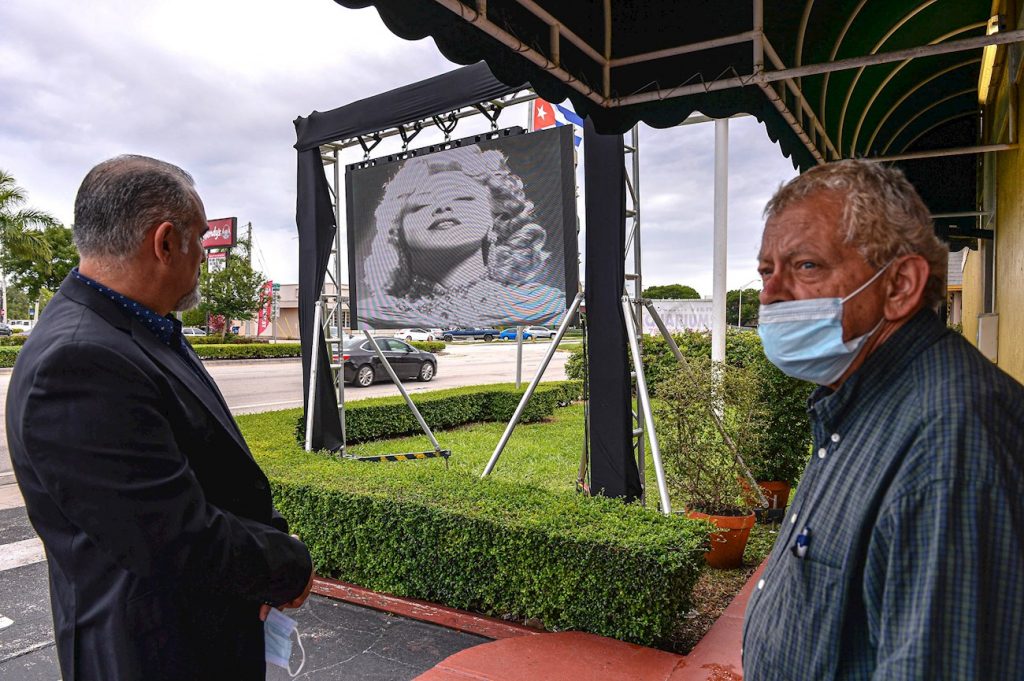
[400,171,493,258]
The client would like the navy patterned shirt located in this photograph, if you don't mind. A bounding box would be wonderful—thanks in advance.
[743,309,1024,680]
[71,268,194,364]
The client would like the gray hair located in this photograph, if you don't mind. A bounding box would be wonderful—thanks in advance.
[73,155,197,260]
[764,159,948,308]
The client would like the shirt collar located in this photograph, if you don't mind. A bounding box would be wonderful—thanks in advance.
[71,267,181,347]
[809,308,948,426]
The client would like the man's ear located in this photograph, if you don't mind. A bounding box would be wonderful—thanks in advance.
[150,222,178,265]
[884,254,930,320]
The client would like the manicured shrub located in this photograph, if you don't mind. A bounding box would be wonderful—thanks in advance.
[409,340,446,353]
[0,347,19,368]
[0,335,29,346]
[186,335,271,345]
[295,381,583,445]
[239,403,708,645]
[191,343,301,360]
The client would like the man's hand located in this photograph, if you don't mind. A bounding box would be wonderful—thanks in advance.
[259,570,314,621]
[259,534,315,621]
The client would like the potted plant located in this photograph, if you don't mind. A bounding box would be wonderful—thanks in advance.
[655,358,769,569]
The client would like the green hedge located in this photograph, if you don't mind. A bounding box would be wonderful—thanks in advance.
[186,335,270,345]
[190,343,301,359]
[567,329,813,484]
[296,381,582,445]
[0,347,19,368]
[0,335,29,346]
[239,406,708,645]
[410,340,446,353]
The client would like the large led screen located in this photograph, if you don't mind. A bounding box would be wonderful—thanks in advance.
[346,125,578,330]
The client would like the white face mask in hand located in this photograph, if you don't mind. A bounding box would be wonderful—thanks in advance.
[264,608,306,677]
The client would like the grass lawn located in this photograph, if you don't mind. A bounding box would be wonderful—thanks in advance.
[237,395,777,653]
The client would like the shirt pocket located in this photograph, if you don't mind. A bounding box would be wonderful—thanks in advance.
[746,554,845,680]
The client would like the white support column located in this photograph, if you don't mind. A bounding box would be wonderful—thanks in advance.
[712,118,729,364]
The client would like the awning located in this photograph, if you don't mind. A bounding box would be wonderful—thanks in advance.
[335,0,1022,248]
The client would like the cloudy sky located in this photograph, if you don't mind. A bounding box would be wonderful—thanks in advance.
[0,0,798,298]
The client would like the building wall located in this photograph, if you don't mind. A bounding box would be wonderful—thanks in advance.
[961,248,983,345]
[993,76,1024,382]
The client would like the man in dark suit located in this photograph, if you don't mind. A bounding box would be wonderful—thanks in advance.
[6,155,313,680]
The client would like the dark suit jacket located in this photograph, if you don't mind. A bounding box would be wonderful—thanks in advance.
[6,275,312,680]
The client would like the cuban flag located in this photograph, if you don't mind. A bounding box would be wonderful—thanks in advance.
[531,98,583,146]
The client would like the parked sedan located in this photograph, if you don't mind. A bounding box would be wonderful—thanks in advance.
[0,322,11,337]
[342,337,437,387]
[394,328,435,342]
[182,327,207,337]
[499,327,533,341]
[498,326,555,341]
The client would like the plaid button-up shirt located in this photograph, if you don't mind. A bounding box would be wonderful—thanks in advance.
[743,309,1024,680]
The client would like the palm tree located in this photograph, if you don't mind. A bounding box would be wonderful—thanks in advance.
[0,170,56,322]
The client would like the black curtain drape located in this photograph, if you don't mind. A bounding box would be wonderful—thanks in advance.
[583,118,642,501]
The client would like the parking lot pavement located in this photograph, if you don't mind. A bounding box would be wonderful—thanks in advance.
[0,498,487,680]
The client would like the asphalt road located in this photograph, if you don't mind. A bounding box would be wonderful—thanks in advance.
[0,340,572,479]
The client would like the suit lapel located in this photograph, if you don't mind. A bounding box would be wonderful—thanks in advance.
[130,320,252,458]
[59,274,253,459]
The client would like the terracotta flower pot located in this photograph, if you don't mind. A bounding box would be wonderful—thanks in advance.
[686,509,756,569]
[757,481,791,510]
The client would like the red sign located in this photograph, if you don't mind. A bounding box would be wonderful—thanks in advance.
[257,281,273,336]
[204,217,237,249]
[532,99,556,131]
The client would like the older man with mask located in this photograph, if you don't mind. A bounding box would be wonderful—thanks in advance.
[742,160,1024,680]
[7,155,313,680]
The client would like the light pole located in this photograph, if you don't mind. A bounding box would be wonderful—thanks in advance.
[736,278,759,327]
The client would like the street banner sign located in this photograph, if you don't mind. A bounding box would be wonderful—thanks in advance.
[258,280,273,336]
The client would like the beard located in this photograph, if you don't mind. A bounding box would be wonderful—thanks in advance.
[174,281,202,311]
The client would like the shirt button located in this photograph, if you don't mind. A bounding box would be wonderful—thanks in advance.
[831,433,840,443]
[817,447,827,459]
[790,513,798,524]
[757,579,765,590]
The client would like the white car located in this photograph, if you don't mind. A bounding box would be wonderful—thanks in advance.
[182,327,207,337]
[524,326,555,339]
[394,328,434,342]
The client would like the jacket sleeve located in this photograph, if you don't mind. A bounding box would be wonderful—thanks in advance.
[17,340,311,606]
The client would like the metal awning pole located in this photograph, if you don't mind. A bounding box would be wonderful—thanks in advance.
[712,118,728,365]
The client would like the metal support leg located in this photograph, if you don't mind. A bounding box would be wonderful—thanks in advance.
[304,301,322,452]
[515,325,524,388]
[362,332,443,453]
[482,293,583,477]
[621,297,672,515]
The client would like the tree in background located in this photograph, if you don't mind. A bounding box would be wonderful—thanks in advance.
[642,284,700,300]
[726,288,761,326]
[3,223,77,297]
[198,236,266,339]
[0,170,56,321]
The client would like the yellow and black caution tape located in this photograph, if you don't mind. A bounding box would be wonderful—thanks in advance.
[350,449,451,463]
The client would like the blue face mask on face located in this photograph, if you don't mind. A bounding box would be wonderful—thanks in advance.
[264,608,306,677]
[757,261,892,386]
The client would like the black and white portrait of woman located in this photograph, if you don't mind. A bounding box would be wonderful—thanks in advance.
[349,127,577,330]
